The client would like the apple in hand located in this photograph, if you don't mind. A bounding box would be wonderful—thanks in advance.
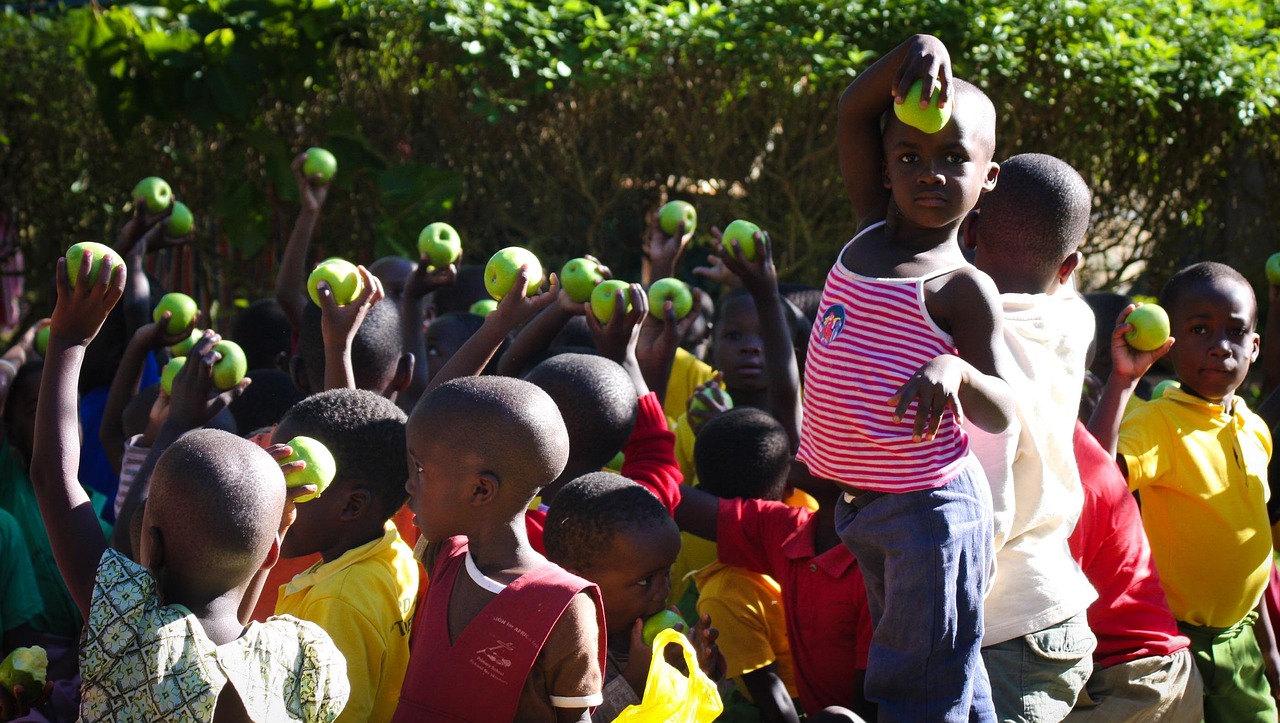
[1266,253,1280,286]
[691,382,733,415]
[301,147,337,185]
[721,219,762,261]
[170,328,203,357]
[211,340,247,390]
[641,610,684,646]
[132,177,173,214]
[280,435,337,503]
[589,279,632,323]
[64,242,121,288]
[893,78,953,134]
[35,326,50,357]
[166,201,194,238]
[469,299,498,317]
[0,645,48,706]
[417,222,463,268]
[160,357,186,396]
[153,292,198,335]
[658,200,697,236]
[1124,304,1171,352]
[307,258,364,307]
[560,257,605,304]
[647,277,694,320]
[484,247,544,301]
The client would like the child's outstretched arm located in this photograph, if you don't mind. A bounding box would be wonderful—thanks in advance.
[426,267,560,391]
[113,202,173,335]
[838,34,952,224]
[275,151,332,331]
[496,273,601,377]
[1086,303,1174,460]
[316,265,384,391]
[30,253,126,620]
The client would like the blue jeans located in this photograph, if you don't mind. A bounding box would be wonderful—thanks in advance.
[835,459,996,723]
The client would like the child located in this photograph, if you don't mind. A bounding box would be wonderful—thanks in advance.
[1089,261,1277,721]
[542,472,724,723]
[395,375,605,721]
[270,388,419,723]
[32,254,349,720]
[797,34,1016,719]
[963,153,1100,716]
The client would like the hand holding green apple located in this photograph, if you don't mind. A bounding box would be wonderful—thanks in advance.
[561,257,606,304]
[484,247,544,301]
[641,610,685,646]
[280,435,337,502]
[720,219,762,262]
[1123,304,1171,352]
[170,328,203,357]
[153,292,199,335]
[0,645,48,706]
[132,177,173,214]
[301,147,337,185]
[589,279,633,323]
[893,78,952,134]
[64,242,122,289]
[647,278,694,321]
[211,340,248,390]
[658,200,697,237]
[308,258,365,307]
[160,357,187,396]
[418,222,463,269]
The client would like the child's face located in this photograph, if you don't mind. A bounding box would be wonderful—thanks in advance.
[881,112,998,230]
[425,318,473,382]
[712,295,766,392]
[1166,279,1259,404]
[404,414,463,541]
[585,519,682,639]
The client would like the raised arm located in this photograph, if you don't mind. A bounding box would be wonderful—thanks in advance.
[838,34,953,225]
[276,151,332,331]
[317,266,384,391]
[496,292,580,377]
[1086,304,1174,459]
[31,253,126,619]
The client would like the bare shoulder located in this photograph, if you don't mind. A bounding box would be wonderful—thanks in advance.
[926,264,1002,332]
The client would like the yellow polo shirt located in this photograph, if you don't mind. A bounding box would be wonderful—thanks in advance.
[276,522,420,723]
[692,562,799,701]
[1118,388,1272,628]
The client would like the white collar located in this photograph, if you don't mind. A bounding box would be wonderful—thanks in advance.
[464,552,508,594]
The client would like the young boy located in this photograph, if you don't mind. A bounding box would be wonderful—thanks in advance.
[797,34,1015,719]
[270,388,419,723]
[395,375,605,721]
[963,153,1100,716]
[1089,261,1276,722]
[32,254,349,720]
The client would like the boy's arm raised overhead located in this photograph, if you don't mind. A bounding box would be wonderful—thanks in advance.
[30,252,126,620]
[316,265,384,391]
[838,34,952,226]
[276,151,332,331]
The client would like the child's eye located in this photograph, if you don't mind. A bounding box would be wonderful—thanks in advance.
[1189,325,1207,335]
[898,152,918,164]
[725,331,742,341]
[1230,327,1249,338]
[427,346,441,358]
[946,152,968,164]
[636,576,652,588]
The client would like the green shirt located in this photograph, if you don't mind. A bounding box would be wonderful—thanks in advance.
[0,508,42,634]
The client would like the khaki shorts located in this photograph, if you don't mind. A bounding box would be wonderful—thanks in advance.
[1065,649,1203,723]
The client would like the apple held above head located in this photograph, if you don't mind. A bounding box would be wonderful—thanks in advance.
[307,258,364,307]
[160,357,186,396]
[1124,304,1171,352]
[658,200,697,236]
[166,201,194,238]
[64,242,121,288]
[211,340,247,390]
[893,78,953,134]
[469,299,498,317]
[132,177,173,214]
[484,247,544,301]
[721,219,762,261]
[35,326,50,357]
[153,292,198,335]
[417,222,463,268]
[170,328,203,357]
[647,277,694,320]
[589,279,632,323]
[560,257,605,304]
[1266,253,1280,286]
[302,147,337,185]
[641,610,684,646]
[281,435,337,503]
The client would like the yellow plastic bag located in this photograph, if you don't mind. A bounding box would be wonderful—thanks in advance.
[614,627,724,723]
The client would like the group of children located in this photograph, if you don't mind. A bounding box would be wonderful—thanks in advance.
[0,30,1276,723]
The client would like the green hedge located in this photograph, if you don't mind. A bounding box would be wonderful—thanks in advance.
[2,0,1278,331]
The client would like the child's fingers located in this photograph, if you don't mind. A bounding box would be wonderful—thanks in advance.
[264,443,293,461]
[285,483,318,503]
[1113,303,1138,328]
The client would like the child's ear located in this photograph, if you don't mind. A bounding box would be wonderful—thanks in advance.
[389,353,415,396]
[1056,252,1083,286]
[982,161,1000,192]
[961,209,980,251]
[340,487,373,521]
[144,526,165,570]
[289,355,312,395]
[468,472,499,507]
[261,535,281,572]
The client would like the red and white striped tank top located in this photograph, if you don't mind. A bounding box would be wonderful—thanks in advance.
[796,222,971,493]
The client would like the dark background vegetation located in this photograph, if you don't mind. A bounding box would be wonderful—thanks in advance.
[2,0,1278,331]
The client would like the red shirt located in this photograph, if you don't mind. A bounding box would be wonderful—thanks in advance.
[717,498,872,716]
[1068,422,1189,667]
[527,392,682,552]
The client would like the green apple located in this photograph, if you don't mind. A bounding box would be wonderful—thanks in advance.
[658,200,697,236]
[160,357,186,396]
[604,450,624,472]
[484,247,544,301]
[1123,304,1171,352]
[469,299,498,317]
[0,645,47,705]
[132,176,173,214]
[691,385,733,414]
[35,326,49,357]
[1266,253,1280,286]
[65,242,121,288]
[307,258,364,307]
[721,219,762,261]
[590,279,632,323]
[417,222,463,268]
[560,257,605,304]
[281,435,337,503]
[170,328,203,357]
[1151,379,1180,400]
[153,292,198,335]
[641,610,684,646]
[647,277,694,320]
[302,147,337,185]
[893,78,953,134]
[211,340,247,390]
[166,201,194,238]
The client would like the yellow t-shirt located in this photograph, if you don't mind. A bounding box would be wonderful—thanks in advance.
[692,562,799,700]
[276,522,420,723]
[664,348,717,424]
[1118,388,1272,628]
